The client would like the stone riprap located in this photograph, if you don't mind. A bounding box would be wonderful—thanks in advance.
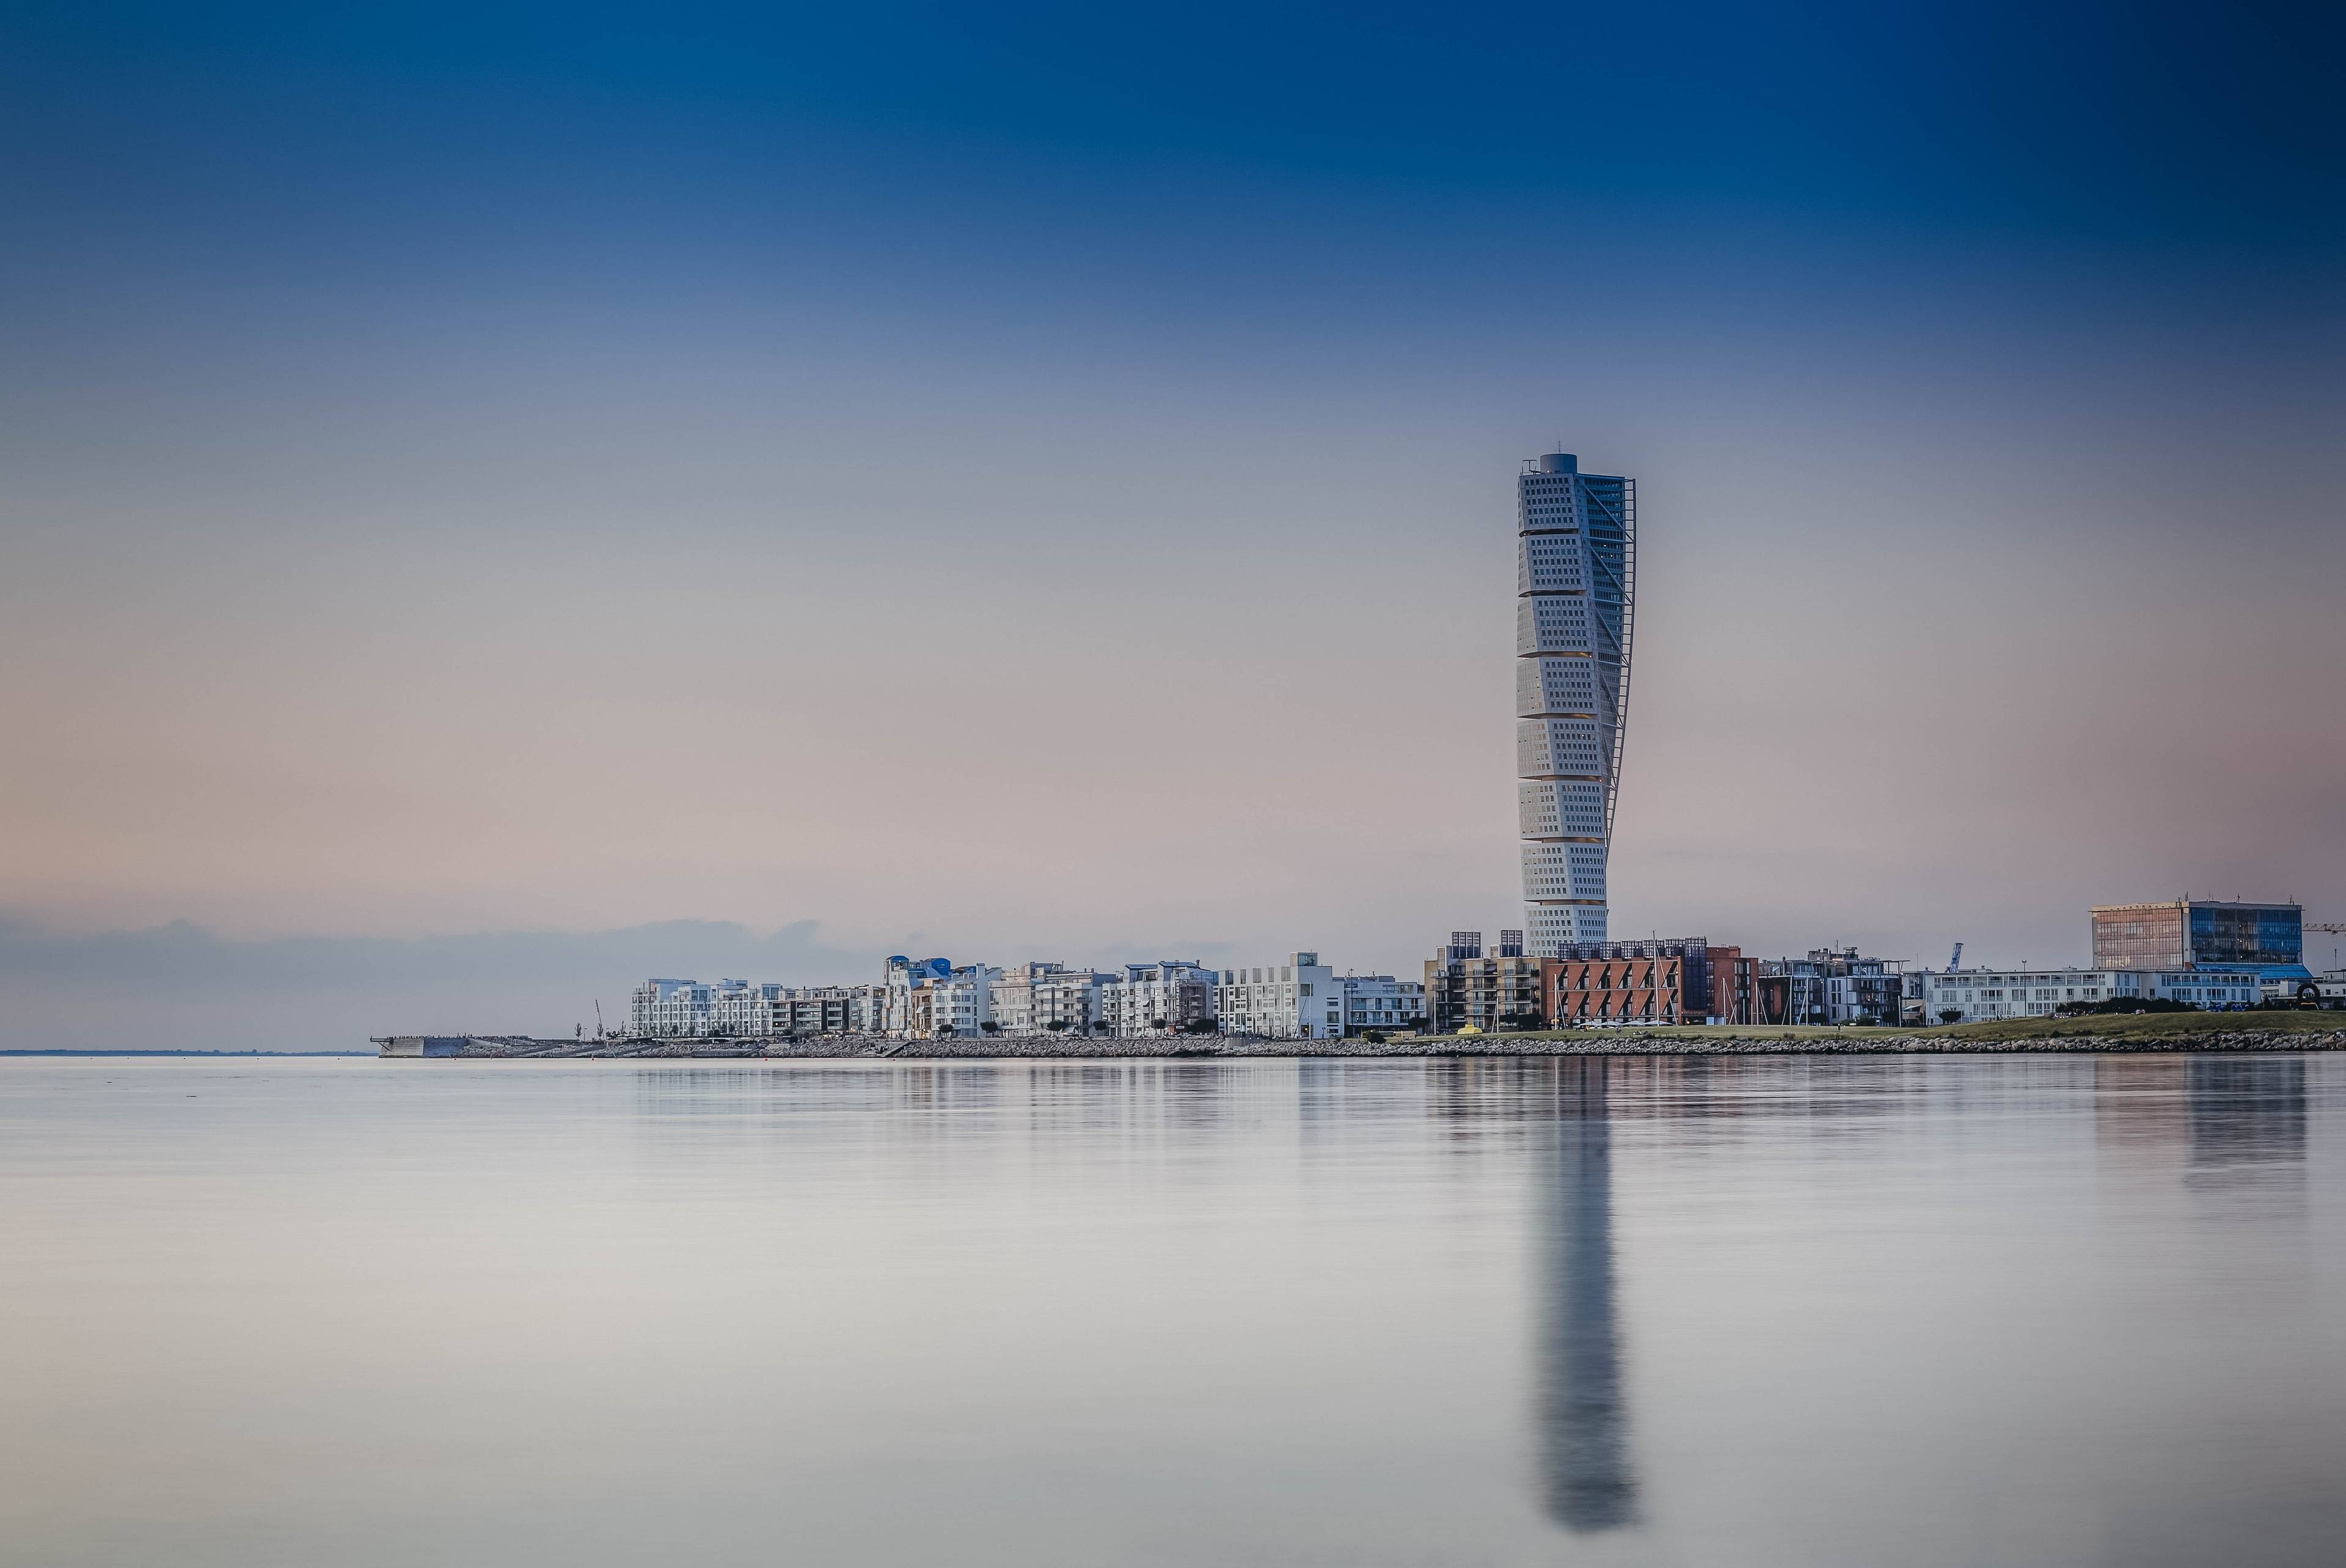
[384,1029,2346,1059]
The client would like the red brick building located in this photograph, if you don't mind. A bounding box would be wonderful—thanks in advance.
[1551,940,1756,1025]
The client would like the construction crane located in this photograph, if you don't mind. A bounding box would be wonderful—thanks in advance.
[1946,941,1964,972]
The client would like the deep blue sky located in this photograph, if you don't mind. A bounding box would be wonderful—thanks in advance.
[7,2,2336,244]
[2,1,2341,1042]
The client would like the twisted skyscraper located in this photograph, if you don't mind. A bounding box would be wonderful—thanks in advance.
[1516,453,1635,952]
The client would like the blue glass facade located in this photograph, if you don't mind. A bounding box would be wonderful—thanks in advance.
[2092,900,2303,974]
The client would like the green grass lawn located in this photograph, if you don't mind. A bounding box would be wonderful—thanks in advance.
[1926,1008,2344,1043]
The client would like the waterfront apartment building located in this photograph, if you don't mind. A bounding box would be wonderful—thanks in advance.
[770,986,880,1035]
[711,982,787,1036]
[1102,961,1218,1037]
[1517,452,1635,954]
[1425,930,1560,1033]
[1551,939,1752,1026]
[1216,953,1342,1040]
[992,962,1115,1034]
[1915,967,2262,1023]
[1758,949,1907,1026]
[733,983,882,1036]
[629,978,880,1037]
[1339,974,1426,1035]
[1708,946,1756,1024]
[987,963,1046,1034]
[879,956,1001,1037]
[927,965,1001,1037]
[2091,899,2304,975]
[632,978,732,1036]
[1034,966,1112,1033]
[882,956,956,1035]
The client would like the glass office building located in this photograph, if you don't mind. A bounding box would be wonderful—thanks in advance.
[1516,453,1635,953]
[2091,899,2304,974]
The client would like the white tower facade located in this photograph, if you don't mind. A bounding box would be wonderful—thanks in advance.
[1516,453,1635,953]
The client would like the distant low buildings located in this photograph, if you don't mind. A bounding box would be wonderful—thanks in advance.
[624,915,2288,1041]
[630,947,1418,1041]
[1914,966,2262,1023]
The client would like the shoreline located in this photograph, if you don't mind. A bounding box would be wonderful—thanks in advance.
[380,1024,2346,1059]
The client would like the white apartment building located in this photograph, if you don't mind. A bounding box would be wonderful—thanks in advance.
[882,957,956,1035]
[1216,952,1343,1040]
[1914,967,2261,1023]
[1036,967,1111,1034]
[879,955,1004,1037]
[992,962,1117,1034]
[1100,962,1217,1037]
[711,982,787,1036]
[631,955,1429,1041]
[927,965,1001,1037]
[1339,974,1426,1035]
[629,979,880,1037]
[632,978,732,1036]
[990,963,1045,1034]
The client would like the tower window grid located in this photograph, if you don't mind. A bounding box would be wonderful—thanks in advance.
[1516,456,1635,952]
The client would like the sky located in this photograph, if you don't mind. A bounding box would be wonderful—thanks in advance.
[2,1,2341,1046]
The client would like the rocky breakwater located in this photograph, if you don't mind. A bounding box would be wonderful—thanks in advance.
[800,1028,2346,1057]
[386,1026,2346,1058]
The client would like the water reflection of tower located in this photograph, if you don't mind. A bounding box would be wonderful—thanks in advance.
[1533,1057,1639,1533]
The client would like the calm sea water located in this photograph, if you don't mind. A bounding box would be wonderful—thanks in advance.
[3,1054,2342,1567]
